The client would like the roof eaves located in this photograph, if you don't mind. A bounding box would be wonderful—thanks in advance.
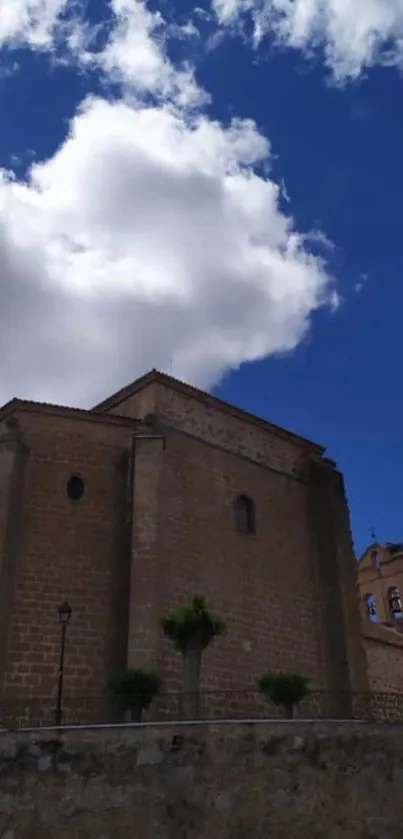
[0,398,139,427]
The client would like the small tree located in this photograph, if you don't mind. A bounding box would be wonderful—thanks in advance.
[160,596,226,720]
[106,668,161,722]
[258,673,310,719]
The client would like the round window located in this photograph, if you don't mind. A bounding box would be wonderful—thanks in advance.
[66,474,85,502]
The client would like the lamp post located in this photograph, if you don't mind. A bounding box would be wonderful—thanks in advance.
[55,601,72,727]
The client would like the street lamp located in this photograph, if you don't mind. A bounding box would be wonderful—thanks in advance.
[55,601,72,727]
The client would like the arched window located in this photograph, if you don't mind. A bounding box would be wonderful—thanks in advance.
[388,587,403,620]
[365,593,378,623]
[234,494,255,534]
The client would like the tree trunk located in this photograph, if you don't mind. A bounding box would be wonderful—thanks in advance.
[284,702,294,719]
[182,645,202,720]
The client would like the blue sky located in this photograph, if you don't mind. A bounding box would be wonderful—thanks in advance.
[1,0,403,557]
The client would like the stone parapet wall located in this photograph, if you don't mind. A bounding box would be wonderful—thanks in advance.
[1,721,403,838]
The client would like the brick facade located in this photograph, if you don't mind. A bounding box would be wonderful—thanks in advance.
[358,542,403,625]
[363,622,403,692]
[0,371,369,715]
[358,543,403,692]
[0,408,135,703]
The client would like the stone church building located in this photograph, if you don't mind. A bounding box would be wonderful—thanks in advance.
[358,542,403,696]
[0,370,368,719]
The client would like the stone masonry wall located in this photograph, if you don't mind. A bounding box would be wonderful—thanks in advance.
[358,550,403,625]
[0,422,30,699]
[109,377,314,478]
[103,376,334,695]
[364,621,403,692]
[0,408,136,703]
[106,376,368,701]
[1,722,403,838]
[0,377,367,720]
[150,424,325,695]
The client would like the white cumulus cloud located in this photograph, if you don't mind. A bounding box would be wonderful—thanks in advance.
[212,0,403,81]
[82,0,206,108]
[0,0,336,408]
[0,0,68,49]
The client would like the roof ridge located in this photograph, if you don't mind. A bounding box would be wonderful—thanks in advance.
[93,368,325,454]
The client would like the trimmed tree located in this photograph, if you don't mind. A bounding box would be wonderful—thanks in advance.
[258,673,310,719]
[160,596,226,720]
[106,668,162,722]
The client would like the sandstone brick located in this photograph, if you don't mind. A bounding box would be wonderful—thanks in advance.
[358,545,403,692]
[0,372,369,720]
